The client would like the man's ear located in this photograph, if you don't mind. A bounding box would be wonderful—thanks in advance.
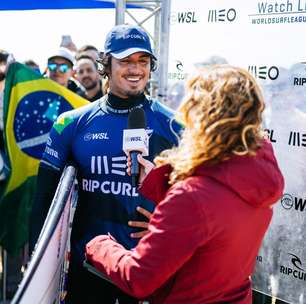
[102,79,110,95]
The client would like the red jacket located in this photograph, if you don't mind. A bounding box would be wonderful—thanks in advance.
[86,140,284,303]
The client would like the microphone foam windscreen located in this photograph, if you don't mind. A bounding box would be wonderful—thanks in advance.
[128,108,146,129]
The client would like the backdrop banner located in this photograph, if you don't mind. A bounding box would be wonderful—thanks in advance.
[168,1,306,303]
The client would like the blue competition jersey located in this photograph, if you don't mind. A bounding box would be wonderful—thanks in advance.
[41,94,181,265]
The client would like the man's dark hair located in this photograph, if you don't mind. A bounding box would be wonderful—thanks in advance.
[0,50,9,64]
[24,59,40,68]
[97,53,157,78]
[76,54,98,69]
[76,45,99,61]
[78,45,98,53]
[0,50,9,81]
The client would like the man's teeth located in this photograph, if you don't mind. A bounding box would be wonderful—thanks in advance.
[127,77,140,81]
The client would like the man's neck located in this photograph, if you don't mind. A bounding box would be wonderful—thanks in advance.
[106,92,145,111]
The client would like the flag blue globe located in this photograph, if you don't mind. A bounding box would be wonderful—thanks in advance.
[13,91,73,159]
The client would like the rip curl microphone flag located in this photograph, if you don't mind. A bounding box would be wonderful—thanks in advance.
[0,62,89,255]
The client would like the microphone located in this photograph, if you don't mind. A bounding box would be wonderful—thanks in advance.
[123,108,148,187]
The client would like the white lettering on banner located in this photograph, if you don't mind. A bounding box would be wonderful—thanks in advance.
[82,178,138,197]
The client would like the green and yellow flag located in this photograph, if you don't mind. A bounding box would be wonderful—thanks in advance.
[0,62,89,255]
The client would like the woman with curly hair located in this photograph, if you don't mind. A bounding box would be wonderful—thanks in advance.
[86,65,284,303]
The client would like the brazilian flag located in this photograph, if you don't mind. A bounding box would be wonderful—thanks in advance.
[0,62,89,255]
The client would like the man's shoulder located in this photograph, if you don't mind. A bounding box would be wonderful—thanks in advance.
[54,99,102,133]
[145,97,176,119]
[59,99,100,120]
[144,97,182,143]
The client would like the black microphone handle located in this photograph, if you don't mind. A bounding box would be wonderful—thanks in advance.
[130,150,141,187]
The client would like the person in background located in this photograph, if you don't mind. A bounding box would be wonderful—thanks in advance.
[30,24,181,304]
[23,59,41,75]
[0,49,25,301]
[75,55,104,102]
[60,34,78,53]
[0,50,10,131]
[86,65,284,303]
[45,47,86,98]
[76,44,100,61]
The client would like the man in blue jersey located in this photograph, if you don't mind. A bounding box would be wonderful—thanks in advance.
[30,24,181,303]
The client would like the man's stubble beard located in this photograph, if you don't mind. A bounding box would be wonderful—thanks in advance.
[126,90,144,98]
[84,79,99,91]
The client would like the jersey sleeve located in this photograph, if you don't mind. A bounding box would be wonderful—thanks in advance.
[40,112,75,171]
[150,99,183,146]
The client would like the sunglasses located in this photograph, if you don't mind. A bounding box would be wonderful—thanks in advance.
[48,63,71,73]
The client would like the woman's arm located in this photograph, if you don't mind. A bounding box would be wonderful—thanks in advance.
[86,183,208,298]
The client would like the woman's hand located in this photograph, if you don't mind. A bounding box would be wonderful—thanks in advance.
[126,154,155,238]
[128,206,153,238]
[126,154,155,184]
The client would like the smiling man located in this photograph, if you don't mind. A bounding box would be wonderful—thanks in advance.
[46,47,86,97]
[30,24,181,304]
[75,55,104,102]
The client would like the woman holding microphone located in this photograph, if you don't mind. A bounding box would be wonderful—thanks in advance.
[86,65,284,303]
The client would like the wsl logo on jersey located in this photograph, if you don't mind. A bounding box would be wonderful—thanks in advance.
[14,91,73,159]
[84,132,109,141]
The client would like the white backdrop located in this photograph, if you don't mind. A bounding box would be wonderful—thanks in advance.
[168,1,306,303]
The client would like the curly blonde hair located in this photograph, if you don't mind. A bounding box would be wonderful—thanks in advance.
[155,65,265,184]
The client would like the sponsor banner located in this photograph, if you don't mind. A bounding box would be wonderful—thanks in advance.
[169,0,306,302]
